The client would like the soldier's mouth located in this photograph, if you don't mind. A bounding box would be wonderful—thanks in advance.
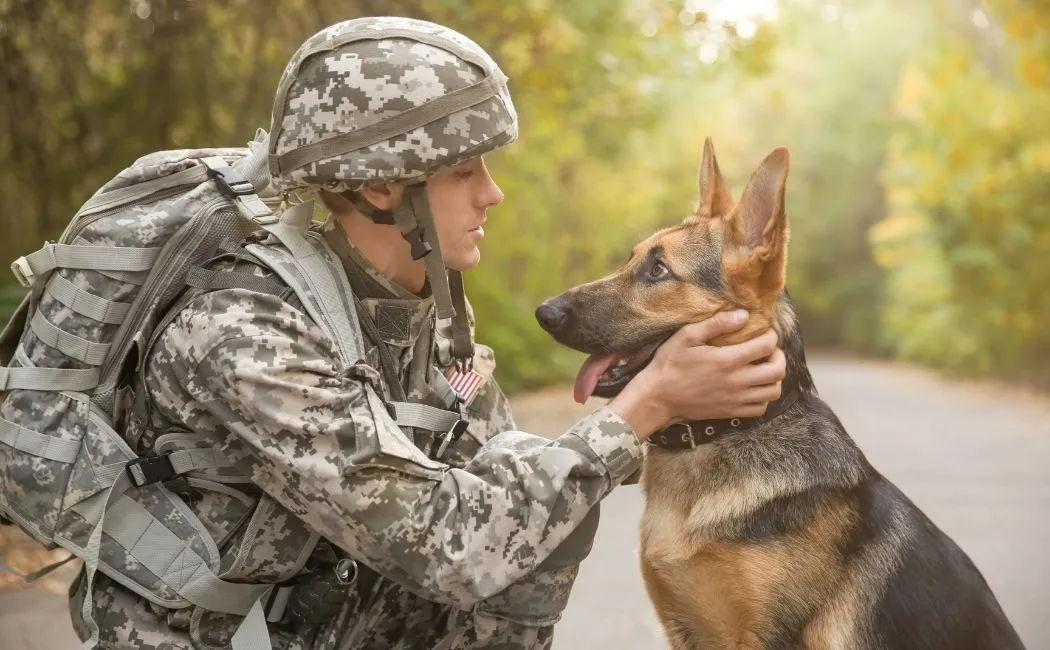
[572,335,670,404]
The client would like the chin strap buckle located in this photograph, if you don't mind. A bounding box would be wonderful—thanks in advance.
[403,226,433,260]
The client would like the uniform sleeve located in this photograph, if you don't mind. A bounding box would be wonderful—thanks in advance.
[162,288,644,608]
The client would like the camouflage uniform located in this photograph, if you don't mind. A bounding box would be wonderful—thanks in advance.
[67,16,645,650]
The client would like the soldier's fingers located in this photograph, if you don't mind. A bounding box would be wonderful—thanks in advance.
[719,329,779,369]
[675,310,750,348]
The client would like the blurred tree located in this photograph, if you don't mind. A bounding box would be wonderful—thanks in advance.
[610,0,934,353]
[873,0,1050,381]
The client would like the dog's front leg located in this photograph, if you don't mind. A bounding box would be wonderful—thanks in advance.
[640,555,698,650]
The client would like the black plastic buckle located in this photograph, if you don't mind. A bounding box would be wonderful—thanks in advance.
[435,418,469,458]
[126,453,177,487]
[403,226,432,260]
[448,419,469,439]
[207,165,256,198]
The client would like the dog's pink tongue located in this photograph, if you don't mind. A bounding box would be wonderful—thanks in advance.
[573,354,616,404]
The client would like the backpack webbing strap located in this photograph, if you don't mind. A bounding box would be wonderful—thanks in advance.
[245,211,366,369]
[123,447,245,488]
[96,269,148,286]
[0,365,100,392]
[429,366,463,410]
[185,267,294,300]
[45,273,133,325]
[0,414,81,462]
[386,401,464,434]
[29,311,110,366]
[77,164,211,219]
[200,156,276,226]
[11,244,160,289]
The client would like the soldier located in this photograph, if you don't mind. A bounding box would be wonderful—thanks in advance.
[69,16,785,650]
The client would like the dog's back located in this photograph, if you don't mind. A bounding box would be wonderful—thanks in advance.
[855,472,1024,649]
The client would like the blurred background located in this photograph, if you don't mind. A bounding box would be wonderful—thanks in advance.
[1,0,1049,648]
[2,0,1047,392]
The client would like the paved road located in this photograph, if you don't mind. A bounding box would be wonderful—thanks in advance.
[3,353,1048,649]
[529,354,1050,650]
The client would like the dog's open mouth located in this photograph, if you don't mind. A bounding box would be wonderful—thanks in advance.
[573,336,669,404]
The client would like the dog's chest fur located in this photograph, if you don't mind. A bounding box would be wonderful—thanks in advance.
[637,406,873,648]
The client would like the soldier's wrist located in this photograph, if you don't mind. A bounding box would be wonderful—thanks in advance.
[608,376,669,441]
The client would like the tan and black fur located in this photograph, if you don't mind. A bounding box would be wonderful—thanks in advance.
[535,139,1025,649]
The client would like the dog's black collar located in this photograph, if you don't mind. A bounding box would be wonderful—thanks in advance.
[648,382,801,451]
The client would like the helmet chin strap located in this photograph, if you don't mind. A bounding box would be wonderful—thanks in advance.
[345,184,475,370]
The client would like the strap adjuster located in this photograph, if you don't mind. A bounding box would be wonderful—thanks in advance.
[206,164,256,199]
[10,256,34,288]
[435,418,469,458]
[126,453,177,487]
[403,226,432,260]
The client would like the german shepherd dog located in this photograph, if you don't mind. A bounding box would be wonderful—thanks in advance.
[534,139,1025,649]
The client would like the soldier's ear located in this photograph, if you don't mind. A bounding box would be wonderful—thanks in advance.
[319,190,352,215]
[358,183,404,212]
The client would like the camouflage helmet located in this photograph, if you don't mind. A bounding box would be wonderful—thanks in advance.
[267,17,519,192]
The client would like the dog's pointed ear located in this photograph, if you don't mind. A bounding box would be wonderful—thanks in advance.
[696,137,734,219]
[732,146,790,288]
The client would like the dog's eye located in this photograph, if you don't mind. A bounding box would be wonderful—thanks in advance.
[648,261,670,280]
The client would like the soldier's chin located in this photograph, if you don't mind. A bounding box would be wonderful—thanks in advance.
[445,246,481,272]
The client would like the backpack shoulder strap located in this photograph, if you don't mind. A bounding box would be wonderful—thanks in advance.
[200,160,468,445]
[229,206,367,368]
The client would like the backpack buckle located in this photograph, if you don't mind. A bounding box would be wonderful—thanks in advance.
[126,453,177,487]
[207,165,256,199]
[435,418,469,459]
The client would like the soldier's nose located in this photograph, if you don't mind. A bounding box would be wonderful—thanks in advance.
[535,300,569,334]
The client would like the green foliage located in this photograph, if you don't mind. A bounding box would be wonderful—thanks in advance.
[873,0,1050,380]
[0,286,26,326]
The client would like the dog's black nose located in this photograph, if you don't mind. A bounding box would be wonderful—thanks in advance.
[535,301,568,333]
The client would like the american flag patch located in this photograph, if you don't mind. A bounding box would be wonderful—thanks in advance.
[444,366,487,405]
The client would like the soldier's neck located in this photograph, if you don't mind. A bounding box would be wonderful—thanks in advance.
[333,210,428,296]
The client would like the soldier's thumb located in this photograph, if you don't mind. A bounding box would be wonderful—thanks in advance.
[677,309,749,347]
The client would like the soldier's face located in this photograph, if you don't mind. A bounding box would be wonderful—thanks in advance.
[425,156,504,271]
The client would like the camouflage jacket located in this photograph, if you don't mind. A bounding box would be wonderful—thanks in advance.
[70,216,643,649]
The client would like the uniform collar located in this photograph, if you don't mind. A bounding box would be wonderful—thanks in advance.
[321,215,434,348]
[321,216,426,302]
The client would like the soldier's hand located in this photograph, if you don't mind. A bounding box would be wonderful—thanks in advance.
[609,310,785,441]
